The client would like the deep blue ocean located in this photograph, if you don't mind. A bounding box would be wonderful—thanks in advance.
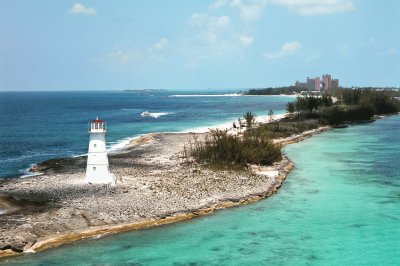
[0,90,293,178]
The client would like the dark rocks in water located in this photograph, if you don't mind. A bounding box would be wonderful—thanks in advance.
[332,124,348,128]
[343,119,376,125]
[333,119,376,128]
[30,157,87,174]
[354,119,376,124]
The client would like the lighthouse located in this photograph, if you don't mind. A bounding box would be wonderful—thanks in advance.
[85,117,116,185]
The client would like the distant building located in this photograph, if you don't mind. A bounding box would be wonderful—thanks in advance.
[307,77,320,91]
[322,74,332,91]
[331,79,339,89]
[295,74,338,91]
[295,80,308,89]
[295,76,321,91]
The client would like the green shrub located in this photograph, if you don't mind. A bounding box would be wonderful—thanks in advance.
[247,120,319,139]
[320,106,346,125]
[189,129,281,168]
[346,105,374,121]
[241,136,282,165]
[339,89,400,115]
[320,105,374,125]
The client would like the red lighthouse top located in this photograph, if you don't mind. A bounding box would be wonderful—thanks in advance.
[89,117,106,132]
[92,117,103,123]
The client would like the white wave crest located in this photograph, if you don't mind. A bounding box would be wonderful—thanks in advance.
[19,165,44,179]
[107,137,136,153]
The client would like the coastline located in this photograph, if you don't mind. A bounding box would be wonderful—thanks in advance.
[0,113,328,259]
[168,93,297,98]
[24,161,292,255]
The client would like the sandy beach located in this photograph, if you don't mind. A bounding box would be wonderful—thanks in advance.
[0,115,330,258]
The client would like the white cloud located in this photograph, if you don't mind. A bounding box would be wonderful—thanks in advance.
[209,0,230,9]
[272,0,355,16]
[209,0,267,21]
[230,0,268,21]
[181,13,248,66]
[189,14,232,45]
[210,0,354,18]
[264,41,302,59]
[189,14,231,30]
[106,48,141,64]
[148,38,168,60]
[69,3,96,16]
[240,35,254,46]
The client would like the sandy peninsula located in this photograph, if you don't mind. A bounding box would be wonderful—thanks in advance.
[0,116,330,258]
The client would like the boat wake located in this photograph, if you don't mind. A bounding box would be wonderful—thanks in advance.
[140,111,172,118]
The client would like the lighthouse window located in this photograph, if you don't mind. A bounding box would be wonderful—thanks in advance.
[93,167,96,171]
[94,144,97,148]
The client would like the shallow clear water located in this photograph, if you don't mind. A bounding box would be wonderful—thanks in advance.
[3,115,399,265]
[0,90,292,178]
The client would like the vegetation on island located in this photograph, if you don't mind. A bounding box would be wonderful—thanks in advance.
[246,118,320,140]
[187,88,400,170]
[286,89,400,125]
[246,86,400,97]
[186,129,281,170]
[246,86,304,95]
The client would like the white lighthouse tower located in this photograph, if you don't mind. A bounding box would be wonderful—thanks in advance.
[85,117,116,185]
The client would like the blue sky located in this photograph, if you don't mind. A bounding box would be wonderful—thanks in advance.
[1,0,399,91]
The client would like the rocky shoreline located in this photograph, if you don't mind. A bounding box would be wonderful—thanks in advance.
[0,126,330,259]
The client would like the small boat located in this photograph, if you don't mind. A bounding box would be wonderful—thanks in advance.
[141,111,151,117]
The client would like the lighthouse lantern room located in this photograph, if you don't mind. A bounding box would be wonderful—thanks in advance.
[85,117,116,185]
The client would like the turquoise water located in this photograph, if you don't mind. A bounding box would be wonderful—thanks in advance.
[3,115,399,265]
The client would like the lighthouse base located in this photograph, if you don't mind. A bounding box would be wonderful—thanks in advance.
[85,163,116,186]
[85,173,116,186]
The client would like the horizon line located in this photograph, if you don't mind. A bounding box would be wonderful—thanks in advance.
[1,86,400,92]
